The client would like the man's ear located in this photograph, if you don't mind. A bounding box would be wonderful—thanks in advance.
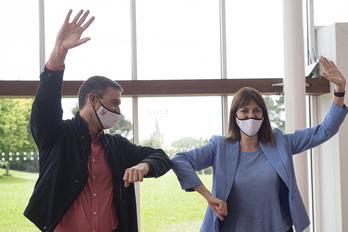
[88,93,98,107]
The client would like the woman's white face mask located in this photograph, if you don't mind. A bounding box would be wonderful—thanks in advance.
[93,100,121,129]
[236,117,264,137]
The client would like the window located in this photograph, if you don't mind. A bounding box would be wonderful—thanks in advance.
[136,0,221,80]
[45,0,132,80]
[0,1,39,80]
[225,0,284,79]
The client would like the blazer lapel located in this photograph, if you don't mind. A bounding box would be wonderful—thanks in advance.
[260,143,290,188]
[223,142,240,200]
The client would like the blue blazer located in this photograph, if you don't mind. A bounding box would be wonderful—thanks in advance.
[171,103,347,232]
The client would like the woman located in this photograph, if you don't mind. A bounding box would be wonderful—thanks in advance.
[171,57,347,232]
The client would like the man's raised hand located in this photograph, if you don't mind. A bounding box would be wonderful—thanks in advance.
[48,9,95,67]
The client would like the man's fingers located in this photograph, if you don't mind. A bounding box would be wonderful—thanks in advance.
[64,9,73,24]
[137,170,144,182]
[81,16,95,31]
[76,10,90,26]
[131,168,145,182]
[77,37,91,46]
[123,168,145,188]
[71,9,84,24]
[123,170,129,187]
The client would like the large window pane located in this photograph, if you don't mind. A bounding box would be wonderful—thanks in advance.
[138,96,222,148]
[136,0,221,80]
[45,0,132,80]
[314,0,348,26]
[225,0,284,79]
[138,96,221,231]
[0,1,39,80]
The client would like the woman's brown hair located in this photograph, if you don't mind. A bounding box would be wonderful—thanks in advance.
[225,87,275,147]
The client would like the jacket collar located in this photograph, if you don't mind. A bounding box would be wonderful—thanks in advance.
[223,141,240,200]
[260,142,290,188]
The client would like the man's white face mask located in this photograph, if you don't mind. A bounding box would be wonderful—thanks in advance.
[236,117,264,137]
[93,100,121,129]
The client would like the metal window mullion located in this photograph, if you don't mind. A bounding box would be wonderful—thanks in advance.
[219,0,229,135]
[38,0,46,70]
[130,0,139,144]
[130,1,141,231]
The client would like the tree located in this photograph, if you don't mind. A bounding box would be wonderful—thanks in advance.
[0,99,38,174]
[140,135,163,149]
[107,114,132,138]
[171,137,207,150]
[263,95,285,132]
[0,99,37,153]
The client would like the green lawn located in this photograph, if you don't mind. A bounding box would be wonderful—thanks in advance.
[140,172,212,232]
[0,169,39,232]
[0,169,211,232]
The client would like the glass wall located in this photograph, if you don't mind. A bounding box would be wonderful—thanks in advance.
[138,96,222,148]
[136,0,221,80]
[225,0,284,79]
[1,0,347,231]
[0,1,39,80]
[44,0,132,80]
[314,0,348,26]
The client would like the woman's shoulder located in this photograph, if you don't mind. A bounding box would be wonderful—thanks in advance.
[209,135,227,142]
[272,128,284,135]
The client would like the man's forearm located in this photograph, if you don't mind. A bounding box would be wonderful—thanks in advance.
[47,46,68,68]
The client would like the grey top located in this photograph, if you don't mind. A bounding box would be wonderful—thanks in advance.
[222,148,292,232]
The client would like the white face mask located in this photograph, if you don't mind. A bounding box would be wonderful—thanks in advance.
[94,102,121,129]
[236,117,264,137]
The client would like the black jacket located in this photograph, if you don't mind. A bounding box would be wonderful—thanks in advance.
[24,67,172,232]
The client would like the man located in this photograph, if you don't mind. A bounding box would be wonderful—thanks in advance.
[24,9,171,232]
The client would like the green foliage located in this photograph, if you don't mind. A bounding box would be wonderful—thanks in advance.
[106,114,132,138]
[140,136,163,149]
[71,104,79,115]
[0,99,38,174]
[0,99,37,153]
[171,137,208,150]
[263,95,285,132]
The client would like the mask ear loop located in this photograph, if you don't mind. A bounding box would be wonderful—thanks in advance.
[93,105,105,129]
[95,96,120,115]
[236,116,264,121]
[91,95,106,129]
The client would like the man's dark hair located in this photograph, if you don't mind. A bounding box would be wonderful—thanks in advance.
[78,75,123,109]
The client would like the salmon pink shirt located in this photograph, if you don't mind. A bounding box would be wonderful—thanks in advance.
[55,131,119,232]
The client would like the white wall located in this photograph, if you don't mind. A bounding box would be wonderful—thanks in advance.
[312,23,348,232]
